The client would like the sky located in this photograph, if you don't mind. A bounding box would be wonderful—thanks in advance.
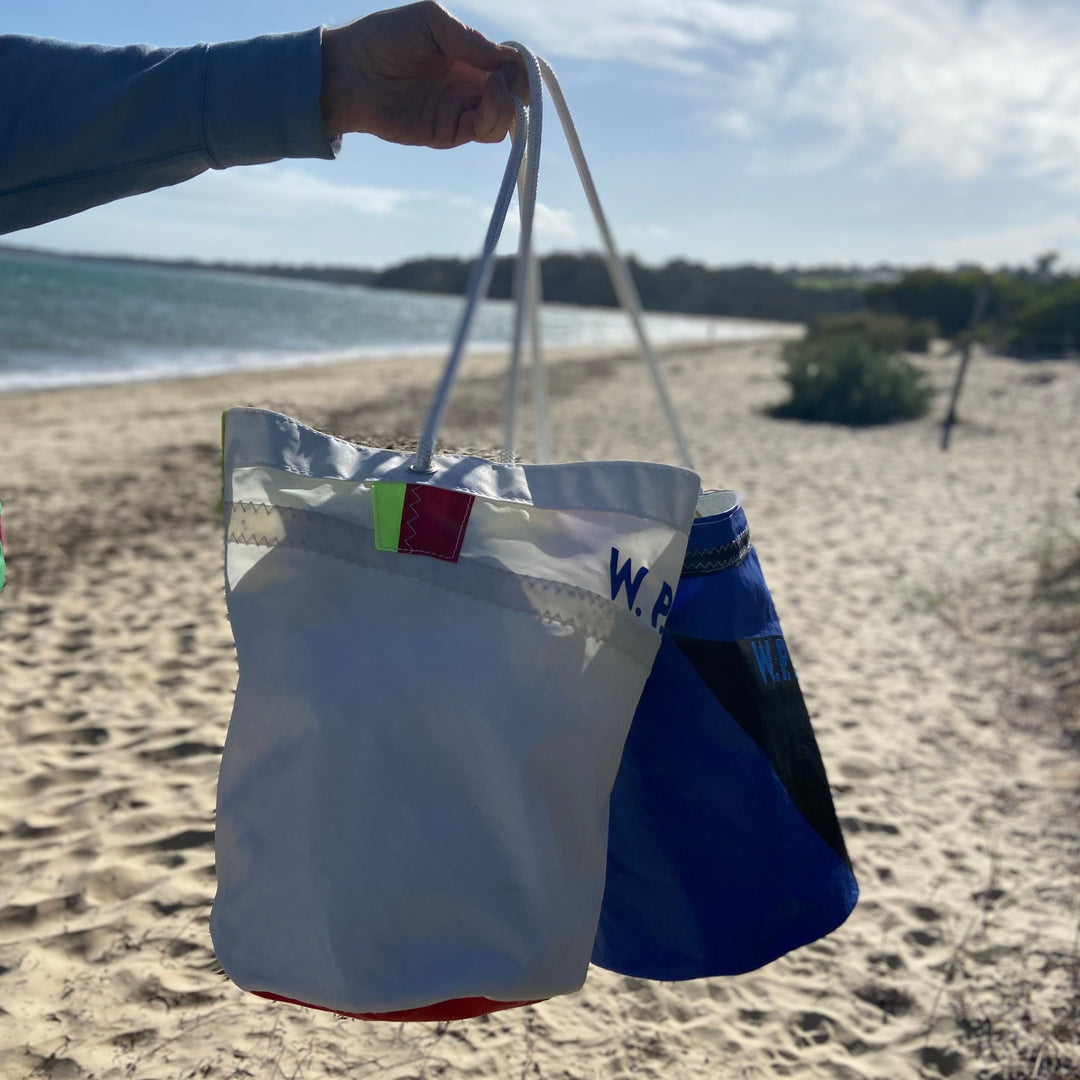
[8,0,1080,270]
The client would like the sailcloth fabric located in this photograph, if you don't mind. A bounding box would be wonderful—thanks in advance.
[212,412,698,1019]
[210,47,702,1021]
[497,52,858,977]
[593,493,859,979]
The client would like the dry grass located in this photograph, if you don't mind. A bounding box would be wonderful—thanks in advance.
[919,528,1080,1079]
[1034,531,1080,745]
[950,932,1080,1080]
[917,836,1080,1080]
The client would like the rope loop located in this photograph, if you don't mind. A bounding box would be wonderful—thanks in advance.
[410,44,694,475]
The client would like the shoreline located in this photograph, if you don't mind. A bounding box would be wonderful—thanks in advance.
[0,334,783,414]
[0,325,802,397]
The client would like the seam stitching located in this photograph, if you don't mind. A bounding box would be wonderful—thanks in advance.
[0,146,207,200]
[226,529,652,666]
[224,500,658,658]
[449,494,475,561]
[398,485,422,553]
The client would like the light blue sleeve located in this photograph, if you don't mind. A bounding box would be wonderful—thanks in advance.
[0,28,340,234]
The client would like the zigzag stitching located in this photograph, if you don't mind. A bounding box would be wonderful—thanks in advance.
[225,501,656,655]
[688,539,748,561]
[226,532,650,660]
[683,554,747,575]
[399,485,422,553]
[682,529,751,576]
[227,528,352,561]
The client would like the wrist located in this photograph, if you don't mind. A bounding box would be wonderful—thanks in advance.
[319,26,350,138]
[207,29,337,166]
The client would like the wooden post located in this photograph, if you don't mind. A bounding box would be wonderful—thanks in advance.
[941,286,991,451]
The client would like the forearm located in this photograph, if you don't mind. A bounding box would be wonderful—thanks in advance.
[0,29,338,234]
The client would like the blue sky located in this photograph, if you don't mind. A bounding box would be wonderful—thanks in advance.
[9,0,1080,269]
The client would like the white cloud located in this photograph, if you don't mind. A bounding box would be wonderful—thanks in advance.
[635,224,674,242]
[464,0,1080,188]
[502,201,579,247]
[459,0,792,72]
[715,109,756,139]
[926,213,1080,268]
[161,165,410,219]
[14,163,497,264]
[775,0,1080,188]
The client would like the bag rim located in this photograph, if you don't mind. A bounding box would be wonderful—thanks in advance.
[224,407,701,533]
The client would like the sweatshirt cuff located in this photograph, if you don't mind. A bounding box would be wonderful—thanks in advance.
[203,27,340,168]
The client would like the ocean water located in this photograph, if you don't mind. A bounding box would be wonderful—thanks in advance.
[0,248,791,393]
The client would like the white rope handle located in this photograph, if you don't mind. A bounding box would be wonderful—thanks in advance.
[411,46,694,475]
[536,55,695,471]
[505,151,551,463]
[528,220,551,463]
[410,98,529,474]
[500,43,544,465]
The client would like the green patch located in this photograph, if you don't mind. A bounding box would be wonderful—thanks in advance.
[371,482,407,552]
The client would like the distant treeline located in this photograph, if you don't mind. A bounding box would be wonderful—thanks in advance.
[4,243,1078,356]
[0,245,873,324]
[200,252,1080,356]
[863,259,1080,358]
[175,253,870,324]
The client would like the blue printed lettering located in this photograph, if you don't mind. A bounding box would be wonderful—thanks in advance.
[775,637,793,682]
[751,638,777,685]
[650,580,674,629]
[609,547,649,612]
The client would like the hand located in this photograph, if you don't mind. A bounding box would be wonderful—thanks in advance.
[320,1,528,149]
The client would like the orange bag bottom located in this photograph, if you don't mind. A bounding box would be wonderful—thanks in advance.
[255,990,544,1022]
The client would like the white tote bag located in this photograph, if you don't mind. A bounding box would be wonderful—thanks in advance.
[211,46,700,1023]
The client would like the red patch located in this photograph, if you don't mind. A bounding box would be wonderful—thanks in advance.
[398,485,474,563]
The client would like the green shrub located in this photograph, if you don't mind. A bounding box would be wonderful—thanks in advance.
[810,312,937,353]
[865,268,988,339]
[772,334,934,426]
[1006,280,1080,358]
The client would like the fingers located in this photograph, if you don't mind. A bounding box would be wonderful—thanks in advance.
[431,66,517,148]
[334,2,530,149]
[474,68,517,143]
[420,0,528,103]
[497,60,530,106]
[420,0,517,71]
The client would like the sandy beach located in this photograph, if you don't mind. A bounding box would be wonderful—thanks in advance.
[0,339,1077,1080]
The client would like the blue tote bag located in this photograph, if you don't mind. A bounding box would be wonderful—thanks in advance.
[593,492,859,980]
[480,51,856,984]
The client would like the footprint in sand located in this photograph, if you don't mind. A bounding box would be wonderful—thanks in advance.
[0,893,86,935]
[131,829,215,854]
[854,983,916,1017]
[137,742,221,764]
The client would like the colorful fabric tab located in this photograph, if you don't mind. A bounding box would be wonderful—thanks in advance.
[371,482,474,563]
[371,482,407,552]
[400,485,474,562]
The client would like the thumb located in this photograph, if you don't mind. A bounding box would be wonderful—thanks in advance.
[424,2,520,72]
